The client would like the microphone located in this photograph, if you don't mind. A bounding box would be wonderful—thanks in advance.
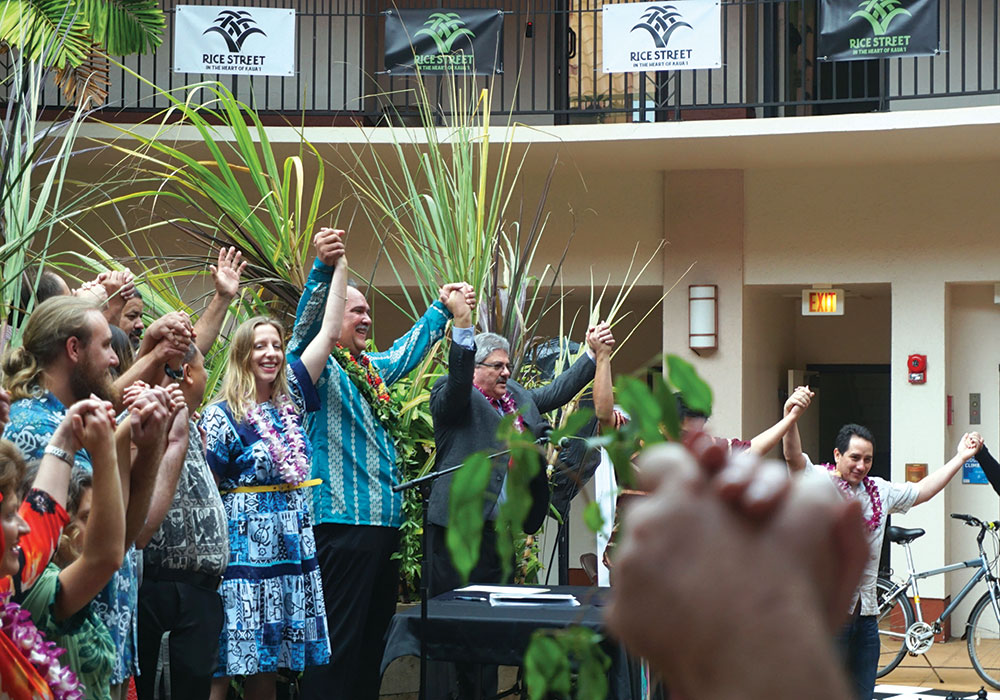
[536,429,573,450]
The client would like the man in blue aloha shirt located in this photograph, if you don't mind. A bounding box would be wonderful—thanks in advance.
[290,228,475,700]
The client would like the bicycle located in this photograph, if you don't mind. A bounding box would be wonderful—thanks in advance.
[876,513,1000,688]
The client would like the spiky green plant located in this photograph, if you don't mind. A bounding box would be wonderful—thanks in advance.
[96,75,336,325]
[0,41,93,350]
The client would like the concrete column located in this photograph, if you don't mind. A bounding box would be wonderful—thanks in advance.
[890,278,948,597]
[662,169,745,439]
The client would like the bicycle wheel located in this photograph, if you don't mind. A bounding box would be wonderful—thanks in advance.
[967,589,1000,689]
[876,577,915,677]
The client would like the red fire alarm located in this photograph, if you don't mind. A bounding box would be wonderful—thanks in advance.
[908,354,927,384]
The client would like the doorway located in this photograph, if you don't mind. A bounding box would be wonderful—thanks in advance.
[807,363,892,567]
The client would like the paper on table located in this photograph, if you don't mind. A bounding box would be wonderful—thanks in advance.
[489,593,580,607]
[454,585,549,595]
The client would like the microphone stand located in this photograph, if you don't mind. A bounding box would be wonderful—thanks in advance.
[392,444,521,700]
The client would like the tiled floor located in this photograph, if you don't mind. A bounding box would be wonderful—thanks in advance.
[880,639,1000,695]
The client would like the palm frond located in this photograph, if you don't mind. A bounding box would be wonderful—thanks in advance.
[80,0,163,55]
[53,42,108,106]
[0,0,91,68]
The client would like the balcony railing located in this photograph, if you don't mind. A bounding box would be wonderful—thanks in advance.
[22,0,1000,122]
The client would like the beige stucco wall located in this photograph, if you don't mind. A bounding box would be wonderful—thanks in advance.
[946,284,1000,625]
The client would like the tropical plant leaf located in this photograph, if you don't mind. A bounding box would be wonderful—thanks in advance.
[446,452,492,584]
[582,500,604,534]
[79,0,163,55]
[667,354,713,416]
[524,632,571,700]
[548,405,594,445]
[524,627,610,700]
[615,375,664,447]
[53,42,108,106]
[0,0,92,67]
[652,371,682,441]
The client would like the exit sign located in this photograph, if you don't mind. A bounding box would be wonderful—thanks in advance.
[802,289,844,316]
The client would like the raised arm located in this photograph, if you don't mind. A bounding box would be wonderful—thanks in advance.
[113,314,193,406]
[781,386,813,473]
[429,286,477,425]
[750,386,814,457]
[135,406,190,548]
[968,433,1000,496]
[298,230,348,382]
[54,401,125,620]
[589,322,616,429]
[194,247,246,356]
[527,326,604,415]
[121,385,175,545]
[913,432,982,506]
[367,283,466,386]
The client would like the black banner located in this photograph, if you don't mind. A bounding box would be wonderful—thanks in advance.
[819,0,939,61]
[384,8,503,75]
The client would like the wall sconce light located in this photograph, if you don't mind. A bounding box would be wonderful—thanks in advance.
[689,284,718,354]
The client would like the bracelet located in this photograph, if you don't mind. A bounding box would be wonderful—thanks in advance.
[43,444,75,466]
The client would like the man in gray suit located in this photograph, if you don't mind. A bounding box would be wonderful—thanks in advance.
[426,290,613,698]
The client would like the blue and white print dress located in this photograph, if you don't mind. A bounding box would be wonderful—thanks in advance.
[200,359,331,676]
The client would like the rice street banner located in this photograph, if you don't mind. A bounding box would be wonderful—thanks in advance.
[384,8,504,75]
[818,0,939,61]
[174,5,296,76]
[602,1,721,73]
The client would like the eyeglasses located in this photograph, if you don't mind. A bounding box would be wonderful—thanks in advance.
[477,361,513,372]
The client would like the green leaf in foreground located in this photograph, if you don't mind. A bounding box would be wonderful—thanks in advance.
[497,438,541,582]
[549,406,595,444]
[615,375,664,447]
[446,452,492,584]
[583,500,605,533]
[667,354,713,417]
[652,372,682,441]
[524,632,571,700]
[524,627,611,700]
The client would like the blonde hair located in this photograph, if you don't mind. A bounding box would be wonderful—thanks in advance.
[214,316,292,423]
[2,296,101,401]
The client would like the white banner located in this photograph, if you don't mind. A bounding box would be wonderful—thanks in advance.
[602,1,721,72]
[174,5,295,76]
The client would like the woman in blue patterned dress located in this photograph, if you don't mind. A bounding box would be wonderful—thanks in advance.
[202,229,347,700]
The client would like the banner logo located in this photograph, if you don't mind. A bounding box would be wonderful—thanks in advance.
[174,5,295,77]
[849,0,911,35]
[603,1,721,72]
[384,8,503,75]
[631,5,692,48]
[818,0,938,61]
[415,12,476,54]
[203,10,266,53]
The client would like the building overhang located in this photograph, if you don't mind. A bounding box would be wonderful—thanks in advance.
[77,104,1000,171]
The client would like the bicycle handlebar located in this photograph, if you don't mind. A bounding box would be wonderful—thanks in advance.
[950,513,1000,530]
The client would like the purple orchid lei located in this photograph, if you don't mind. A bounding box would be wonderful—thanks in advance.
[0,589,84,700]
[248,395,310,484]
[824,463,883,532]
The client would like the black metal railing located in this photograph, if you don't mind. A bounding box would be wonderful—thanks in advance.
[21,0,1000,122]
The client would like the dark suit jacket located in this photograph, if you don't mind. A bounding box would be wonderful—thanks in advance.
[428,340,596,532]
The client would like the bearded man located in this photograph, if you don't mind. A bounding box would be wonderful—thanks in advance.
[3,296,120,461]
[2,295,179,699]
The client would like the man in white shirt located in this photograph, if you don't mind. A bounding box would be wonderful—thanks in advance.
[781,386,980,700]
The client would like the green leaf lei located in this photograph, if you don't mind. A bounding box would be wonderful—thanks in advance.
[330,344,403,443]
